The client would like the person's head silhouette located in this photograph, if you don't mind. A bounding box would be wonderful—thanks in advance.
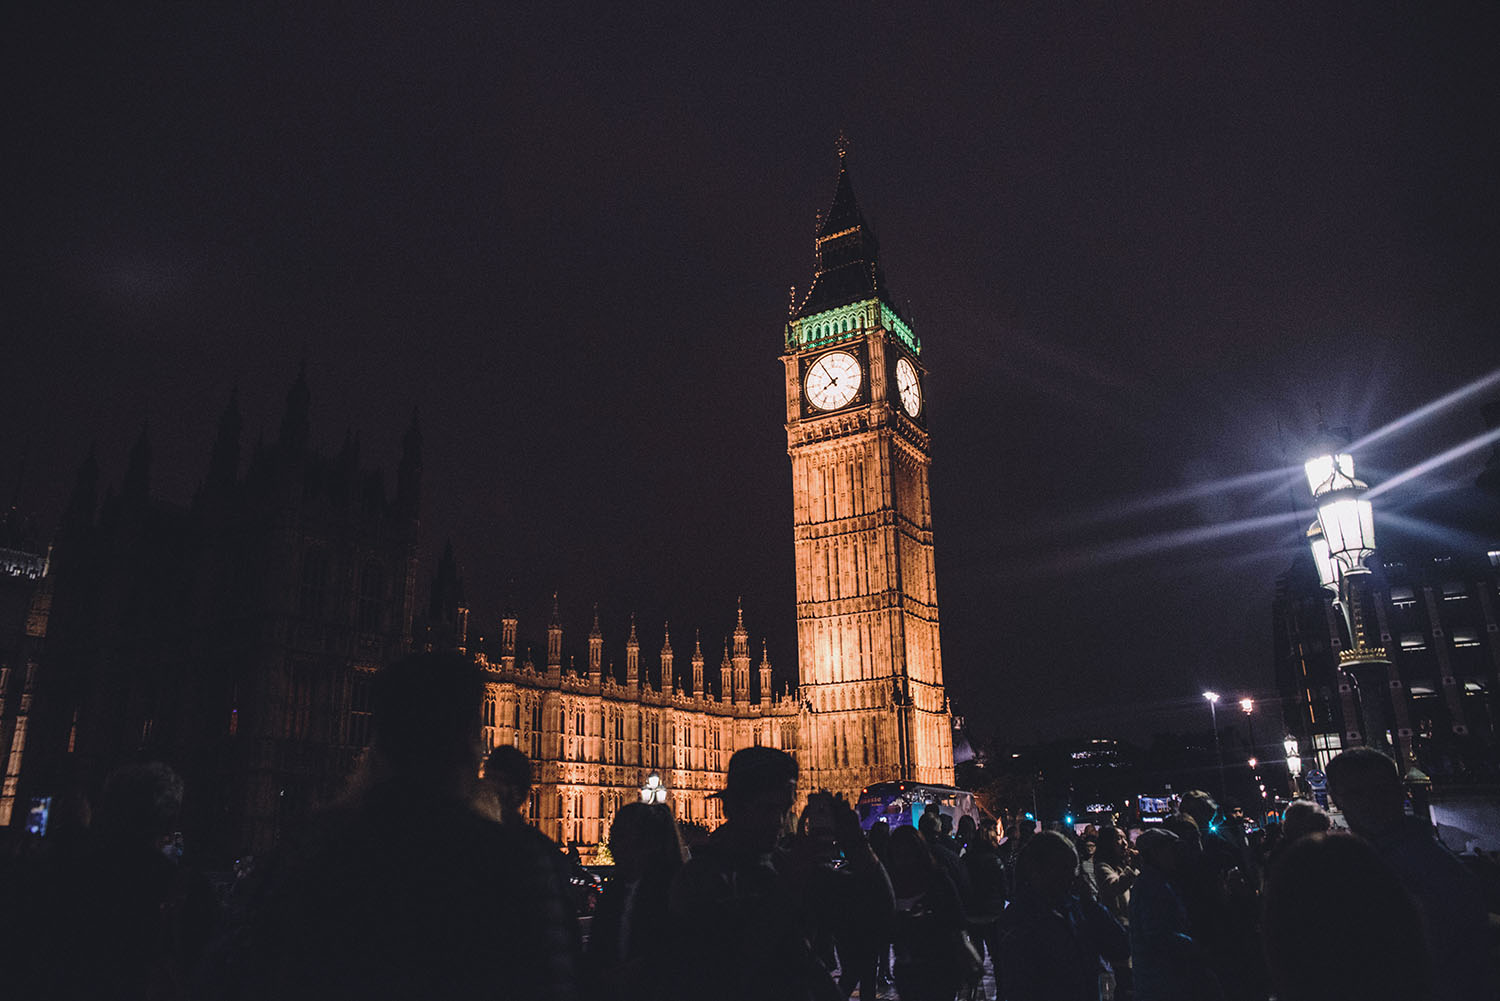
[373,652,484,786]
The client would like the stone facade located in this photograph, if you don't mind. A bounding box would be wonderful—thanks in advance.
[462,600,798,857]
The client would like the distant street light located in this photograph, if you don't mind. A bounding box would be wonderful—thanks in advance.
[1203,691,1226,800]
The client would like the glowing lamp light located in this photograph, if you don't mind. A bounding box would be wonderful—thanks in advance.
[1240,698,1254,714]
[1248,758,1258,769]
[1064,814,1074,825]
[1317,495,1376,572]
[1307,522,1341,593]
[1305,434,1375,577]
[1203,691,1219,704]
[1304,451,1356,499]
[1284,735,1302,776]
[640,772,667,805]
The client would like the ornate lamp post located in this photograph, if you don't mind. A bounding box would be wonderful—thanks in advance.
[1303,428,1405,764]
[640,772,667,805]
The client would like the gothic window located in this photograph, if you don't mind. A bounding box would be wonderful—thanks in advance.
[482,694,496,727]
[357,563,385,633]
[298,548,328,620]
[575,711,585,736]
[349,672,373,747]
[512,701,521,728]
[283,665,312,739]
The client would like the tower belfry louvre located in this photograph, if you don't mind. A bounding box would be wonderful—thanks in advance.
[783,152,956,799]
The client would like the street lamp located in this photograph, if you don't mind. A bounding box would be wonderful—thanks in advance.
[640,772,667,805]
[1203,691,1226,800]
[1304,427,1397,760]
[1240,698,1258,773]
[1284,734,1302,797]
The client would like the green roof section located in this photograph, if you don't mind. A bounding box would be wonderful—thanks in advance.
[784,298,920,356]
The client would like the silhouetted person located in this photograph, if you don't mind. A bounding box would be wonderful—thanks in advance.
[669,747,840,1001]
[867,819,895,984]
[1092,825,1137,997]
[887,824,969,1001]
[963,818,1008,991]
[9,761,219,1000]
[586,802,684,1001]
[920,808,973,905]
[1264,832,1429,1001]
[1000,830,1127,1001]
[787,792,893,1001]
[955,813,977,855]
[242,652,579,1000]
[1326,748,1494,1001]
[484,743,581,914]
[1278,799,1330,847]
[1129,828,1223,1001]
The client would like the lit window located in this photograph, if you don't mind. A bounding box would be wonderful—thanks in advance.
[1400,633,1427,651]
[1389,585,1416,609]
[1452,629,1481,649]
[1442,581,1467,600]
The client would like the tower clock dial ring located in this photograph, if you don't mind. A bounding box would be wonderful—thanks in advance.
[895,357,922,417]
[804,350,862,411]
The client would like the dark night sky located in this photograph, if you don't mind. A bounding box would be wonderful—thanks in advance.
[6,4,1500,745]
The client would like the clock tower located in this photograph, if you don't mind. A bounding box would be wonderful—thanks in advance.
[783,153,955,800]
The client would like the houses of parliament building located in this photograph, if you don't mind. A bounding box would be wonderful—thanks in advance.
[0,156,955,860]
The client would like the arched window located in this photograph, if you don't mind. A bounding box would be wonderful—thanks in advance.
[298,548,328,620]
[357,562,385,633]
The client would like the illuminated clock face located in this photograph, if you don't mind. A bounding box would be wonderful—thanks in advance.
[895,357,922,417]
[804,351,862,411]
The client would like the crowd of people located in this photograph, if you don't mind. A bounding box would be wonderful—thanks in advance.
[2,651,1496,1000]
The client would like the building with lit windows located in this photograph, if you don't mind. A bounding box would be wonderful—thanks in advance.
[8,156,956,861]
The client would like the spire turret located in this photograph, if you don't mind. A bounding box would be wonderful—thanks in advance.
[626,613,640,688]
[588,604,602,681]
[660,622,675,694]
[720,638,732,703]
[759,639,773,707]
[732,598,750,703]
[547,592,562,679]
[691,629,704,696]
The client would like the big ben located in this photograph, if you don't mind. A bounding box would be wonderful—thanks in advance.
[784,152,955,800]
